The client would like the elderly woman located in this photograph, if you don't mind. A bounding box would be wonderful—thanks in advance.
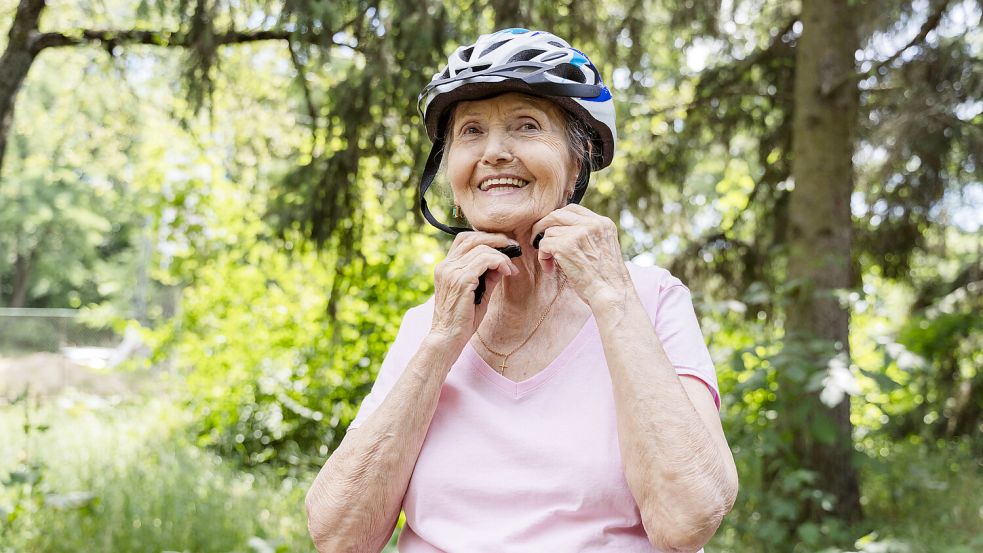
[306,29,738,553]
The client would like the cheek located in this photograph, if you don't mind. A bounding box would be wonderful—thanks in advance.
[528,139,575,196]
[445,149,472,196]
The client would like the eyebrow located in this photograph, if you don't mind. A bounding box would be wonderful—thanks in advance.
[455,104,548,119]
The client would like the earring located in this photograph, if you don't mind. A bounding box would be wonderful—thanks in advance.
[453,204,462,218]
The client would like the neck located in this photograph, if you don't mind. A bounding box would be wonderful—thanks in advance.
[483,229,563,326]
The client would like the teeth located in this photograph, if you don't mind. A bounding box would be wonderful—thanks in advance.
[480,177,529,191]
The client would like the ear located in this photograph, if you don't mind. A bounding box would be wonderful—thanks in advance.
[564,180,576,203]
[566,155,583,199]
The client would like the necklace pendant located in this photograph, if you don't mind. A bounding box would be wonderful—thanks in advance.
[499,360,508,373]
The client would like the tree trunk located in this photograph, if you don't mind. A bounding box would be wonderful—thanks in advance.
[10,248,34,308]
[493,0,523,28]
[786,0,862,524]
[0,0,45,177]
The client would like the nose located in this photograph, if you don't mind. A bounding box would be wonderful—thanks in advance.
[480,129,514,165]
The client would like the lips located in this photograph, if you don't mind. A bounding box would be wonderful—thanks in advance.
[478,176,530,191]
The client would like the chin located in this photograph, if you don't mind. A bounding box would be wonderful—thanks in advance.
[471,216,535,234]
[470,205,544,230]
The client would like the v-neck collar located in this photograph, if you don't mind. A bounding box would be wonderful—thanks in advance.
[462,315,598,399]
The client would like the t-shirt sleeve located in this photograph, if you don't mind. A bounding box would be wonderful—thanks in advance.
[639,268,721,410]
[348,301,432,430]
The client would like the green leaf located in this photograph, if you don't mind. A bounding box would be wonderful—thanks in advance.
[796,522,821,544]
[809,414,838,445]
[859,367,902,392]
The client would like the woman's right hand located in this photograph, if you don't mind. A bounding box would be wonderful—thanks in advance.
[430,232,519,348]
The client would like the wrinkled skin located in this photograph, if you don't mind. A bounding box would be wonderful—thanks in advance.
[431,92,627,341]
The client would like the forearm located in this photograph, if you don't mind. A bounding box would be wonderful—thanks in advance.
[592,287,737,552]
[305,335,460,553]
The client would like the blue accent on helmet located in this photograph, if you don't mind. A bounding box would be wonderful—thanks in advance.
[497,28,529,35]
[582,86,612,103]
[570,52,589,66]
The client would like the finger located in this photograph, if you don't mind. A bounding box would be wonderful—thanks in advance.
[460,251,518,282]
[536,232,575,274]
[466,244,520,271]
[537,250,555,273]
[448,231,518,259]
[537,237,556,273]
[530,206,590,242]
[483,267,505,295]
[561,203,594,216]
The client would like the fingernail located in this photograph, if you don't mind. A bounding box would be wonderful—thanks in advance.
[533,232,544,249]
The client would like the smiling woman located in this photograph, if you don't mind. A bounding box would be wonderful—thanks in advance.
[446,93,580,232]
[305,28,738,553]
[427,93,596,235]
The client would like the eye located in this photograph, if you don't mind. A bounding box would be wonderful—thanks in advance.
[460,124,481,135]
[520,122,539,131]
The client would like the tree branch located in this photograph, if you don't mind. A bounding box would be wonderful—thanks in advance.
[822,0,953,96]
[30,28,299,53]
[287,40,319,129]
[639,18,798,117]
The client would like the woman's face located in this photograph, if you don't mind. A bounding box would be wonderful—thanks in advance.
[445,93,579,234]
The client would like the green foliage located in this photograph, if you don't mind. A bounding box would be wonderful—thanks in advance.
[1,0,980,550]
[149,229,436,472]
[0,47,142,309]
[890,262,983,442]
[717,331,856,549]
[0,396,315,553]
[858,437,983,552]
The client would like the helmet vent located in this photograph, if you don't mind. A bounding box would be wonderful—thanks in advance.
[478,40,510,57]
[458,46,474,61]
[547,41,565,48]
[508,49,546,62]
[548,63,587,83]
[466,64,491,74]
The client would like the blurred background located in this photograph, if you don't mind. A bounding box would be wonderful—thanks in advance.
[0,1,980,552]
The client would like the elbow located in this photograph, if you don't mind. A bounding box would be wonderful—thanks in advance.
[305,485,395,553]
[306,487,354,553]
[643,476,739,553]
[305,489,336,552]
[643,512,722,553]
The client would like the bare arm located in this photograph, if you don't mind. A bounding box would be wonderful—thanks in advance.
[305,231,519,553]
[533,205,737,552]
[592,285,738,553]
[304,335,460,553]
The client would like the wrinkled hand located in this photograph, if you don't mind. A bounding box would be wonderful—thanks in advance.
[531,204,632,309]
[430,232,519,348]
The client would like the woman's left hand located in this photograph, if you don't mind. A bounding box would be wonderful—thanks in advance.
[531,204,633,309]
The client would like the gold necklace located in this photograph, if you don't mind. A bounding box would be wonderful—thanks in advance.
[475,274,566,375]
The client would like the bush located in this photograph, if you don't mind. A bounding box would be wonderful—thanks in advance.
[145,233,436,473]
[0,394,314,553]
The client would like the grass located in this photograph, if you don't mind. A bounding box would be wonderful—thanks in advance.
[707,435,983,553]
[2,391,978,553]
[0,393,313,553]
[852,437,983,553]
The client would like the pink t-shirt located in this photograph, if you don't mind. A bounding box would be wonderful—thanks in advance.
[349,262,719,552]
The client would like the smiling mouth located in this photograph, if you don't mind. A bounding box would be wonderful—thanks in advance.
[478,177,530,191]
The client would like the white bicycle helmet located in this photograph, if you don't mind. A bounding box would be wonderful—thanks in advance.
[418,28,617,235]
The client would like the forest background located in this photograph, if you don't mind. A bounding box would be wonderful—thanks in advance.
[0,0,980,552]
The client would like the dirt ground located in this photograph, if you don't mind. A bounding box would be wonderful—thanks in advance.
[0,352,132,398]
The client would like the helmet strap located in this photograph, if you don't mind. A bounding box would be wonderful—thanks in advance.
[420,136,471,236]
[569,149,592,204]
